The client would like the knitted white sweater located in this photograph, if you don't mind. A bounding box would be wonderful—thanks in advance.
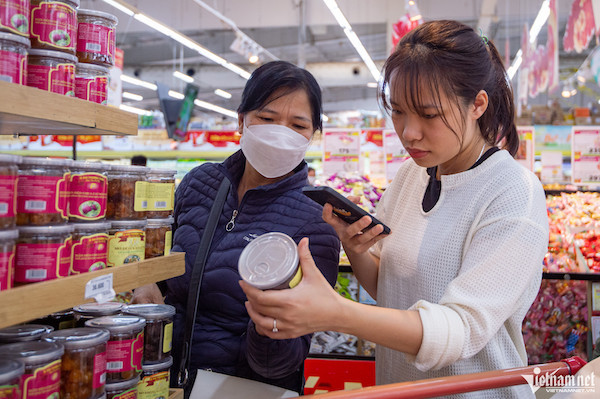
[371,150,549,398]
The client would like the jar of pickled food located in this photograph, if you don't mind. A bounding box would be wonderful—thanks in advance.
[85,316,145,383]
[0,32,28,85]
[0,341,64,399]
[17,157,70,225]
[44,327,110,399]
[145,169,175,219]
[0,229,17,292]
[71,222,110,275]
[72,302,123,328]
[27,49,77,96]
[68,161,108,222]
[76,9,117,67]
[0,154,21,229]
[107,220,146,267]
[33,309,76,330]
[137,357,172,399]
[15,224,73,284]
[105,377,138,399]
[144,217,172,259]
[0,358,24,399]
[30,0,79,53]
[122,304,174,364]
[0,0,29,36]
[0,324,53,344]
[75,63,109,104]
[107,165,148,220]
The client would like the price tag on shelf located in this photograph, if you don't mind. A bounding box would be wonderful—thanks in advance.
[572,126,600,184]
[85,273,116,303]
[541,151,563,183]
[322,129,361,177]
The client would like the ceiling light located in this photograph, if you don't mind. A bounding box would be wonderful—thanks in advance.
[561,88,571,98]
[102,0,134,16]
[248,54,259,64]
[122,91,143,101]
[168,90,185,100]
[367,82,378,88]
[570,88,577,96]
[173,71,194,83]
[194,99,238,119]
[577,74,586,84]
[214,89,232,99]
[120,104,152,115]
[121,75,158,91]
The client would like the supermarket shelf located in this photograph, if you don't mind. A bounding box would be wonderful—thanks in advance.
[0,150,325,160]
[0,81,137,136]
[168,389,183,399]
[0,253,185,328]
[542,271,600,281]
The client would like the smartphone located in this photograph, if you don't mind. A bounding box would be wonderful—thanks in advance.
[302,186,391,235]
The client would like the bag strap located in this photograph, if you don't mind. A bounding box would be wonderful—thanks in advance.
[177,176,231,387]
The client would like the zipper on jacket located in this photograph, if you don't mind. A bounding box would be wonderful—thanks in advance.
[226,210,238,231]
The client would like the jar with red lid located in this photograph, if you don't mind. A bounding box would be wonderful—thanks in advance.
[68,161,108,221]
[0,32,28,85]
[0,324,53,344]
[71,222,110,275]
[0,358,24,399]
[76,9,117,67]
[30,0,79,53]
[27,49,77,96]
[0,229,18,292]
[0,154,21,229]
[75,63,109,104]
[0,0,29,36]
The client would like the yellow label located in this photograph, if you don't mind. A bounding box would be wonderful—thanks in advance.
[163,322,173,352]
[137,371,169,399]
[288,267,303,288]
[107,230,145,267]
[164,231,172,256]
[134,181,148,211]
[145,182,175,211]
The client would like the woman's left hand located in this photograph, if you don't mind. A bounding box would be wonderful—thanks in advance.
[240,237,344,339]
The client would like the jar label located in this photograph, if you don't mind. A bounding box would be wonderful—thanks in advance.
[75,76,108,104]
[133,181,147,212]
[30,1,76,51]
[288,267,303,289]
[138,371,169,399]
[107,229,145,267]
[163,321,173,352]
[0,250,14,291]
[0,175,17,218]
[17,174,68,218]
[0,0,30,36]
[68,172,108,220]
[93,351,107,389]
[112,387,137,399]
[106,331,144,373]
[21,359,61,399]
[15,238,71,282]
[164,230,172,256]
[77,22,114,57]
[71,232,108,274]
[145,182,175,212]
[0,384,19,399]
[27,63,75,96]
[0,49,27,84]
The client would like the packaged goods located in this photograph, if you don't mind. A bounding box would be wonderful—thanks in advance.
[105,377,138,399]
[144,217,172,259]
[107,220,146,267]
[73,302,123,328]
[75,63,109,104]
[71,222,109,275]
[30,0,79,53]
[123,304,175,364]
[15,224,73,284]
[0,324,53,344]
[27,49,77,96]
[0,229,18,292]
[44,327,110,399]
[68,161,108,221]
[0,0,29,36]
[85,316,145,383]
[238,232,302,290]
[145,169,176,218]
[0,32,28,85]
[76,9,117,66]
[107,166,148,220]
[137,357,172,399]
[0,154,20,229]
[33,310,76,330]
[17,157,70,225]
[0,358,24,399]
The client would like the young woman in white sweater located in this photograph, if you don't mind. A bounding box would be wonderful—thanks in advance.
[241,20,549,398]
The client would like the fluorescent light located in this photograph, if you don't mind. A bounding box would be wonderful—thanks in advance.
[173,71,194,83]
[367,82,378,88]
[506,50,522,80]
[194,99,238,119]
[168,90,185,100]
[102,0,134,16]
[120,104,152,115]
[121,75,158,91]
[122,91,143,101]
[214,89,232,99]
[322,0,351,30]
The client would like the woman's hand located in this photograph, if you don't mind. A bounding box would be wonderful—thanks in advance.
[131,283,164,304]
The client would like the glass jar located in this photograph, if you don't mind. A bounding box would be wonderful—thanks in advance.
[107,220,146,267]
[75,63,109,104]
[122,304,175,364]
[0,0,29,36]
[145,169,176,219]
[17,157,70,225]
[44,327,110,399]
[30,0,79,53]
[0,229,18,292]
[0,358,24,399]
[0,32,28,85]
[144,217,173,259]
[73,302,123,328]
[0,324,53,344]
[0,341,64,399]
[68,161,109,222]
[85,316,145,383]
[15,224,73,284]
[0,154,21,229]
[107,165,148,220]
[105,377,138,399]
[138,357,172,399]
[27,49,77,96]
[33,309,76,330]
[71,222,110,275]
[76,9,117,67]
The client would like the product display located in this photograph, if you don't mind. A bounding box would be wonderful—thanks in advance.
[107,220,146,267]
[26,49,77,96]
[106,165,148,220]
[104,377,138,399]
[76,9,117,66]
[0,324,53,343]
[122,304,175,364]
[74,62,109,104]
[33,310,76,331]
[0,32,28,85]
[70,222,109,275]
[29,0,79,53]
[0,154,20,229]
[68,161,108,221]
[0,358,24,399]
[0,229,17,292]
[137,357,172,399]
[72,302,123,328]
[145,169,176,218]
[144,217,172,259]
[0,0,29,36]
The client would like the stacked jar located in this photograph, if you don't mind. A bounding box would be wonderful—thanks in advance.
[145,169,176,260]
[0,0,29,86]
[0,154,20,292]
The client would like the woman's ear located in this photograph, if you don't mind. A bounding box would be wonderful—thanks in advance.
[238,114,244,134]
[472,90,489,120]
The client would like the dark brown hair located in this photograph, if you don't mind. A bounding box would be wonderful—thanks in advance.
[380,20,519,156]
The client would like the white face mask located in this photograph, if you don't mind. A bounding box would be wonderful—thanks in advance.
[240,119,310,178]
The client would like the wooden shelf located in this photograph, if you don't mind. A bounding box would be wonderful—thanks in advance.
[168,388,183,399]
[0,81,138,136]
[0,253,185,328]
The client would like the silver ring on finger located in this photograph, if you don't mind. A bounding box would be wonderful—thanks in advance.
[272,318,278,333]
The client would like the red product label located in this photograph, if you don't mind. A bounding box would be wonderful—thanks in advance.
[114,387,137,399]
[21,359,61,399]
[68,172,107,220]
[93,351,107,389]
[30,1,76,50]
[0,384,20,399]
[27,63,75,96]
[77,22,114,57]
[0,0,29,36]
[0,175,17,219]
[17,174,68,217]
[75,76,108,104]
[0,250,14,292]
[106,331,144,373]
[71,232,108,274]
[15,238,71,282]
[0,50,27,84]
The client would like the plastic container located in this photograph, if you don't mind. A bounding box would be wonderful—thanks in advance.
[0,0,29,36]
[85,316,146,383]
[44,327,110,399]
[0,229,18,292]
[0,154,21,229]
[68,161,109,221]
[145,169,176,218]
[73,302,124,328]
[27,48,77,96]
[0,341,64,399]
[17,157,70,225]
[105,377,138,399]
[0,32,28,85]
[33,309,76,330]
[75,62,109,104]
[238,232,302,290]
[0,358,24,399]
[137,357,172,399]
[15,224,73,284]
[107,165,148,220]
[76,9,117,67]
[0,324,54,344]
[71,222,110,275]
[107,220,146,267]
[30,0,79,53]
[144,217,173,259]
[123,304,175,364]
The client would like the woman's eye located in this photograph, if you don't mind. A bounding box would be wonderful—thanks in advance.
[424,114,438,120]
[294,124,309,130]
[391,109,403,116]
[259,116,273,122]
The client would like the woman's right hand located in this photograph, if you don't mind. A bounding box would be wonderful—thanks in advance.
[131,283,164,304]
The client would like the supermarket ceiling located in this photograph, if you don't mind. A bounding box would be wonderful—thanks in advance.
[80,0,590,119]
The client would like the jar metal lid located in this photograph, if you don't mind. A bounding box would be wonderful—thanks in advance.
[66,0,81,8]
[146,217,174,227]
[238,232,299,290]
[0,341,64,365]
[123,304,175,319]
[0,324,54,343]
[110,220,147,229]
[71,222,111,232]
[77,9,118,25]
[28,49,78,63]
[73,301,123,316]
[0,32,31,47]
[76,62,110,75]
[44,327,110,349]
[109,164,149,174]
[148,168,177,176]
[105,376,140,392]
[0,359,24,384]
[85,315,146,333]
[0,229,18,241]
[71,160,109,172]
[142,356,173,373]
[0,154,22,164]
[19,156,72,168]
[18,224,74,235]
